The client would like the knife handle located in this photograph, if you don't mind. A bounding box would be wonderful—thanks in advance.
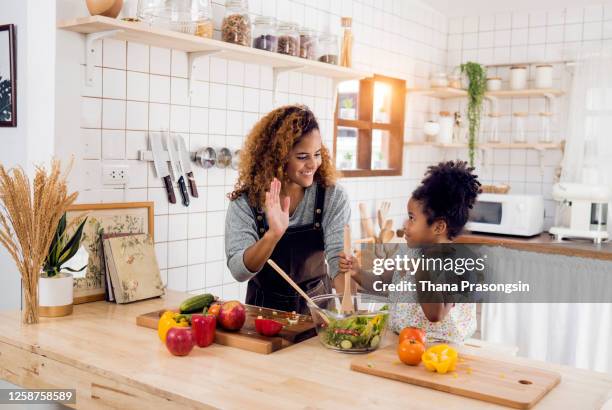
[187,171,199,198]
[163,175,176,204]
[178,176,190,207]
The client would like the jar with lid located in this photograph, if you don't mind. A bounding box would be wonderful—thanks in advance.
[277,21,299,56]
[539,112,553,142]
[438,111,454,144]
[512,112,528,142]
[486,112,501,143]
[299,27,317,59]
[430,72,449,88]
[535,64,553,89]
[221,0,251,46]
[317,33,338,64]
[486,77,502,91]
[510,66,528,90]
[252,16,277,52]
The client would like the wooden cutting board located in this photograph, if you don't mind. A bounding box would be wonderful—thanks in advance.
[351,346,561,409]
[136,305,316,354]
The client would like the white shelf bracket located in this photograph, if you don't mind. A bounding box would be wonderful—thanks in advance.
[85,30,122,86]
[543,92,556,114]
[272,66,303,106]
[189,50,222,95]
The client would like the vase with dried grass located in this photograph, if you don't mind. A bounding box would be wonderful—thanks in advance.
[0,160,78,324]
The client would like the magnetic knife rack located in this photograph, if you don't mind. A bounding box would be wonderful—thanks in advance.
[138,147,240,170]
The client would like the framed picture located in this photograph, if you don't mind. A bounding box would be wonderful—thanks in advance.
[0,24,16,127]
[65,202,154,304]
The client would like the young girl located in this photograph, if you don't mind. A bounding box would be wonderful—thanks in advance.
[339,160,481,344]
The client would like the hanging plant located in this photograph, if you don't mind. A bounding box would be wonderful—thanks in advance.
[460,62,487,166]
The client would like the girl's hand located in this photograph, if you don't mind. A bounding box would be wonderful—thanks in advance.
[338,252,361,274]
[264,178,290,240]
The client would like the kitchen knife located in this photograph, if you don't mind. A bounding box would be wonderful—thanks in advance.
[150,133,176,204]
[166,133,189,207]
[176,134,198,198]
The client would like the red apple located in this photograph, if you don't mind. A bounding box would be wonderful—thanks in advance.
[165,327,194,356]
[218,300,246,331]
[255,317,283,337]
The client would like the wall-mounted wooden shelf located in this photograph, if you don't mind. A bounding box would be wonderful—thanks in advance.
[407,87,565,99]
[59,16,371,81]
[406,87,467,98]
[405,141,563,150]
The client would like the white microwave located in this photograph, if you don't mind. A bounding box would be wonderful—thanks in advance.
[466,193,544,236]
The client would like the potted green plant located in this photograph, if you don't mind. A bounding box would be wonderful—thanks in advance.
[460,62,487,166]
[39,213,87,317]
[340,97,356,119]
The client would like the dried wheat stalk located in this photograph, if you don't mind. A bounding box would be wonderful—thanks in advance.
[0,159,78,324]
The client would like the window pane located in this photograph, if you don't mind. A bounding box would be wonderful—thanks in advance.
[336,126,358,169]
[373,82,392,123]
[371,129,390,169]
[338,80,359,120]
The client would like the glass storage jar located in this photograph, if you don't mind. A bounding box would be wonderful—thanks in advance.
[137,0,213,34]
[252,16,277,51]
[318,33,338,64]
[277,21,299,56]
[299,27,317,59]
[539,112,553,143]
[221,0,251,46]
[512,112,528,142]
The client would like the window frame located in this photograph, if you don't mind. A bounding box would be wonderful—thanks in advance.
[333,74,406,177]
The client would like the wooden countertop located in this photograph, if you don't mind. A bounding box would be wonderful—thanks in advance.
[456,232,612,261]
[1,291,612,409]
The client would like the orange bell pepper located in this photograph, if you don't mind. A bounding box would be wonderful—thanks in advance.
[421,344,458,374]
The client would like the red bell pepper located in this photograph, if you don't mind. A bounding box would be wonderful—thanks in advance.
[191,314,216,347]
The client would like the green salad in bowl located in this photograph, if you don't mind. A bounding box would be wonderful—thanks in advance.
[308,294,389,353]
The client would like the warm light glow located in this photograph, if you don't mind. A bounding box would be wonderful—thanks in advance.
[373,82,392,123]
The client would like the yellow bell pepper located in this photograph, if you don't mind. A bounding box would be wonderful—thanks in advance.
[157,311,189,343]
[421,344,458,374]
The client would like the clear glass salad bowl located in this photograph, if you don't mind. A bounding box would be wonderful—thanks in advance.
[308,293,389,353]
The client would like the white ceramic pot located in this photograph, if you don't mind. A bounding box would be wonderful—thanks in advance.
[535,64,553,89]
[486,77,502,91]
[39,272,74,317]
[424,121,440,138]
[510,66,528,90]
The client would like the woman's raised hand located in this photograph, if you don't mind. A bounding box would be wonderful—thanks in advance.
[264,178,290,240]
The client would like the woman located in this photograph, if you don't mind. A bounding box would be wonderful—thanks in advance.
[225,105,350,313]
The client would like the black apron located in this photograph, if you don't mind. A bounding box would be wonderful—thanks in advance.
[245,184,332,314]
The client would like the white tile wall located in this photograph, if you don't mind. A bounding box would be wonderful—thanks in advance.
[57,0,450,300]
[444,4,612,228]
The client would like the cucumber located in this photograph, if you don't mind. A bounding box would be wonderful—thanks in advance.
[340,340,353,349]
[179,293,215,313]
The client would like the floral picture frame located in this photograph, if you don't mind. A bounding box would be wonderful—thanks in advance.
[65,202,154,304]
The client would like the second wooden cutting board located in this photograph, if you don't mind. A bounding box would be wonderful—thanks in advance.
[136,305,316,354]
[351,346,561,409]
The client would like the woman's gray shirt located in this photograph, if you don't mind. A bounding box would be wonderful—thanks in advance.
[225,182,351,282]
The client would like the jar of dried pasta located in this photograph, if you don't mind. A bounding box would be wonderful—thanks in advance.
[222,0,251,46]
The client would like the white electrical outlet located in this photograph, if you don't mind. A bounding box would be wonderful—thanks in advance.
[103,165,129,185]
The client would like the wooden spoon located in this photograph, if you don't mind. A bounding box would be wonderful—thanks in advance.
[266,259,329,324]
[379,219,394,243]
[341,225,355,314]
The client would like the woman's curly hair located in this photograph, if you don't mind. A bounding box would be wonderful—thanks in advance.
[412,161,481,239]
[229,105,337,208]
